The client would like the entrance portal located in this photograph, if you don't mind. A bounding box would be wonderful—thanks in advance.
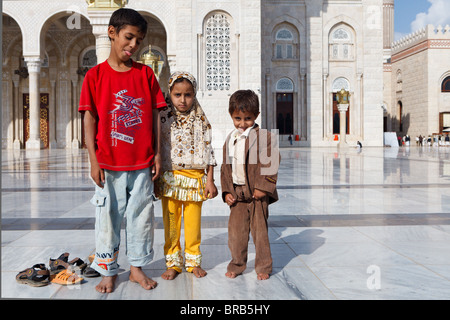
[276,93,293,135]
[333,93,349,134]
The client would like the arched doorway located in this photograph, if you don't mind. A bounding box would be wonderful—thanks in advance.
[2,13,24,149]
[275,78,294,135]
[439,75,450,134]
[398,100,403,133]
[332,77,350,135]
[39,12,93,149]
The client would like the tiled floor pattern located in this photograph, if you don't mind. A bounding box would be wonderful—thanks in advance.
[2,146,450,300]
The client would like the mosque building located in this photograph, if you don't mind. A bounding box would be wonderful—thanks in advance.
[2,0,450,150]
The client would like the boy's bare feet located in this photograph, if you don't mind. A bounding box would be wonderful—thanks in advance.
[96,275,117,293]
[161,268,179,280]
[192,266,207,278]
[129,266,157,290]
[225,271,238,279]
[257,273,270,280]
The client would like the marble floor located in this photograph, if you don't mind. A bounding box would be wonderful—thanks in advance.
[2,145,450,300]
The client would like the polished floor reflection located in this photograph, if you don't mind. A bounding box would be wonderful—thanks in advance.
[2,146,450,299]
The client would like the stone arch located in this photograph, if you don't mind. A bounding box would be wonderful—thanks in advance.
[38,9,90,59]
[323,15,362,65]
[328,23,356,61]
[2,13,25,149]
[332,77,350,92]
[271,22,299,60]
[265,15,306,68]
[2,14,24,67]
[39,11,92,65]
[439,71,450,92]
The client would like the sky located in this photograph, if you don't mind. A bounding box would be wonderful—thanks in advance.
[394,0,450,40]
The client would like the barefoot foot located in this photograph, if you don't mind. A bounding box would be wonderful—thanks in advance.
[161,268,179,280]
[96,275,117,293]
[129,266,157,290]
[192,266,207,278]
[225,271,238,279]
[257,273,270,280]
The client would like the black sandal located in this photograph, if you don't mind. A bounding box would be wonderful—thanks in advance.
[49,252,69,275]
[16,264,50,287]
[82,266,100,278]
[49,252,87,275]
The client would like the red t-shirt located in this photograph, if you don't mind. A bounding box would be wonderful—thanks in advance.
[79,60,166,171]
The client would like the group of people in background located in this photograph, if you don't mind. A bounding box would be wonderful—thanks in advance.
[410,134,450,147]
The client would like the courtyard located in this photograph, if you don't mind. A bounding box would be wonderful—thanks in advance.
[2,145,450,300]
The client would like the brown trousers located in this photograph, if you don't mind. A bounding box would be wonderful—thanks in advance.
[227,185,272,275]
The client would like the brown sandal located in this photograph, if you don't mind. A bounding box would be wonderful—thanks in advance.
[49,252,87,275]
[16,264,50,287]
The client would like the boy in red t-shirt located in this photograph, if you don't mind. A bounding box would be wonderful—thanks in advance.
[79,8,166,293]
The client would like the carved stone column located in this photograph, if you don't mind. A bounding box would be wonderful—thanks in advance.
[300,69,307,140]
[86,0,128,64]
[338,103,349,148]
[88,12,113,64]
[49,80,57,148]
[24,57,42,149]
[72,79,80,149]
[13,78,22,149]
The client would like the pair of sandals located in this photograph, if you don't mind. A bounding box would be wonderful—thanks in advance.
[16,252,99,287]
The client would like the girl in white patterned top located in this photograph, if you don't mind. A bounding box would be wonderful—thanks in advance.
[156,71,217,280]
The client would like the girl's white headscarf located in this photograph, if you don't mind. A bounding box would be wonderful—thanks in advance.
[159,71,217,171]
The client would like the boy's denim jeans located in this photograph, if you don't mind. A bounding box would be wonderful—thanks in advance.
[90,168,155,277]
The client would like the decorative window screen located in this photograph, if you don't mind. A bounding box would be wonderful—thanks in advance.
[329,26,354,61]
[332,28,350,40]
[205,14,231,91]
[332,77,350,92]
[276,78,294,92]
[276,29,293,40]
[274,28,295,60]
[286,44,293,59]
[276,44,282,59]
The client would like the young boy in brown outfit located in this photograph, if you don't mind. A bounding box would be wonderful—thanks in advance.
[221,90,280,280]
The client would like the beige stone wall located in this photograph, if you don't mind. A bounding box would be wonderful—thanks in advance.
[428,48,450,132]
[2,0,387,149]
[391,25,450,138]
[392,50,429,137]
[261,0,384,146]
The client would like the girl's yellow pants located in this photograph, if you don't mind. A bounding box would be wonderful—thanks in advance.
[161,196,203,273]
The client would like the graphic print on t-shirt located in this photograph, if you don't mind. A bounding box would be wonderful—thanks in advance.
[109,89,144,145]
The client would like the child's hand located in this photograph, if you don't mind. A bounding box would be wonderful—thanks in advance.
[151,154,161,181]
[225,193,236,206]
[205,181,218,199]
[91,162,105,188]
[252,188,267,200]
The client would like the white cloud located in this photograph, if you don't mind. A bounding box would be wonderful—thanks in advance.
[410,0,450,32]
